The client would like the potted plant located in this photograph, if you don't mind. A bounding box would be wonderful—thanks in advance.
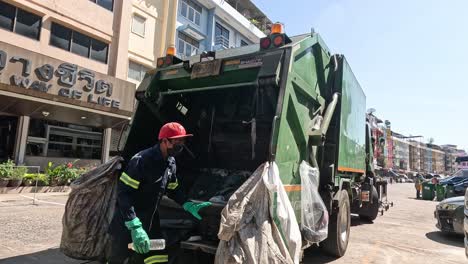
[23,173,49,186]
[8,166,26,188]
[0,160,14,187]
[47,162,79,186]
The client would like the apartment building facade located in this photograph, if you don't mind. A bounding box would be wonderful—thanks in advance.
[0,0,138,169]
[174,0,268,60]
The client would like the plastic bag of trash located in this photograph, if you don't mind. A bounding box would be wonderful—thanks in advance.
[60,156,123,261]
[215,162,302,264]
[299,161,328,243]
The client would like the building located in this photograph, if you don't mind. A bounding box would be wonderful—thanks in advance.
[392,135,410,172]
[456,156,468,170]
[427,144,445,174]
[0,0,137,169]
[124,0,270,85]
[126,0,179,85]
[175,0,268,60]
[409,140,422,172]
[441,144,458,174]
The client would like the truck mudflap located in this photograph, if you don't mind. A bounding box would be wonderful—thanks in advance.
[215,162,301,264]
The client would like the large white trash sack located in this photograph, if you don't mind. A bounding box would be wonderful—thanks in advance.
[299,161,328,243]
[215,162,302,264]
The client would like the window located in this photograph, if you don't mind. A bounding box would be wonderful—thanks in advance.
[90,0,113,11]
[128,61,150,82]
[0,1,41,40]
[177,32,199,58]
[49,22,109,64]
[90,38,108,64]
[180,0,201,26]
[71,31,90,57]
[241,40,249,46]
[215,22,229,49]
[26,120,102,159]
[131,14,146,37]
[50,23,71,50]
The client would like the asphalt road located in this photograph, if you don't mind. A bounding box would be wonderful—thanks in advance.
[0,184,465,264]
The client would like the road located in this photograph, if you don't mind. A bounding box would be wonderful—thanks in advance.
[0,183,465,263]
[304,183,466,263]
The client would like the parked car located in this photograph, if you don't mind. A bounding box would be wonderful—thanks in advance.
[464,188,468,258]
[395,173,409,183]
[440,169,468,185]
[435,196,465,235]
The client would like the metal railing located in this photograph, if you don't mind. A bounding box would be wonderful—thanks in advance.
[0,165,42,205]
[215,35,230,49]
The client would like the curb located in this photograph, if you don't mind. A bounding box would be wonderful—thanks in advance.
[0,186,71,194]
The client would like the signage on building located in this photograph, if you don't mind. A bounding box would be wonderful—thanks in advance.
[0,42,134,113]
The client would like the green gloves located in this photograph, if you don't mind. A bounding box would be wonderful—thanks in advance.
[183,201,212,220]
[125,217,150,254]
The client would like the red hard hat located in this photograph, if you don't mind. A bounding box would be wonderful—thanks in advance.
[158,122,193,140]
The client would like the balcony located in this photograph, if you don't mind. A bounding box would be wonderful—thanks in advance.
[215,35,230,50]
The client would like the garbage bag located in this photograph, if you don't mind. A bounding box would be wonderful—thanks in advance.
[215,162,302,264]
[60,156,123,260]
[299,161,328,243]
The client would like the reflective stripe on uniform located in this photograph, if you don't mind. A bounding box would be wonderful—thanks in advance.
[120,172,140,189]
[167,179,178,190]
[144,255,168,264]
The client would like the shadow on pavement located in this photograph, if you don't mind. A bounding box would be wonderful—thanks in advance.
[302,246,339,263]
[0,248,85,264]
[351,215,374,227]
[425,231,464,248]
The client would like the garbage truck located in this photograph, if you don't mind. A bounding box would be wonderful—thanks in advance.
[118,24,383,261]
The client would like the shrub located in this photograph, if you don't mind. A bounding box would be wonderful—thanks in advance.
[47,162,80,185]
[11,166,27,180]
[0,160,15,179]
[23,173,49,186]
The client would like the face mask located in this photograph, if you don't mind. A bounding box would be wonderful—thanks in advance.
[167,144,184,157]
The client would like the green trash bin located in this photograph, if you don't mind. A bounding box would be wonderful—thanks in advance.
[436,184,446,201]
[445,184,455,198]
[422,182,435,200]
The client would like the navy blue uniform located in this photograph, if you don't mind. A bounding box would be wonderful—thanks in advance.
[109,145,186,264]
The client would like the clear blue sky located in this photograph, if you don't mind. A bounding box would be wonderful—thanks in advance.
[253,0,468,151]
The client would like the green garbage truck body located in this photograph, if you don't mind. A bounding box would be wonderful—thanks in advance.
[121,32,379,259]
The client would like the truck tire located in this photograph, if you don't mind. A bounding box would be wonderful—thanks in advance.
[321,189,350,257]
[359,186,379,222]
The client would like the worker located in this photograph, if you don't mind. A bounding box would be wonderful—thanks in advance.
[108,122,211,264]
[414,174,423,199]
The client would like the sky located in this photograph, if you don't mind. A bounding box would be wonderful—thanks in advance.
[253,0,468,151]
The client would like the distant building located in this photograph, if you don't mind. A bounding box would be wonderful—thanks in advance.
[427,144,445,174]
[392,133,410,172]
[441,144,459,174]
[409,140,422,172]
[175,0,269,60]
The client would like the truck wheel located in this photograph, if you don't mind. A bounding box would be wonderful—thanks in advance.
[321,189,350,257]
[359,186,379,222]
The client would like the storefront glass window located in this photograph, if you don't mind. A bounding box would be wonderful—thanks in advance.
[26,119,102,160]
